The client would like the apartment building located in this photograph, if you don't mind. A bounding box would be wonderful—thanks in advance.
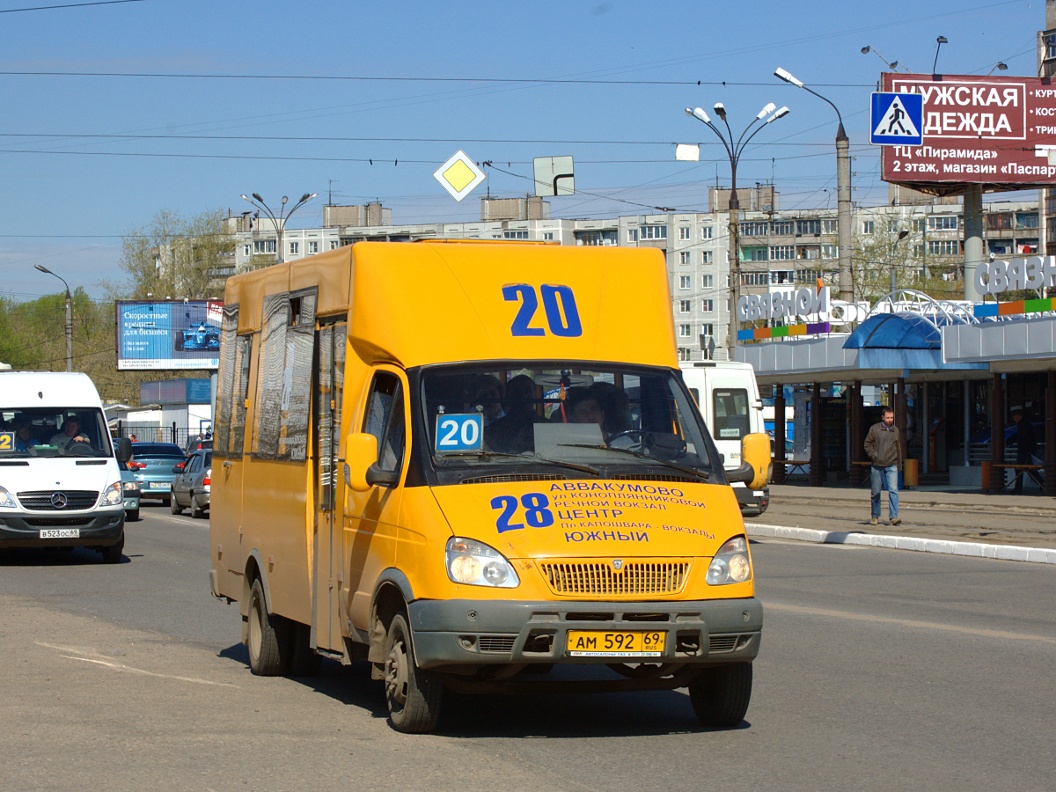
[223,194,1040,362]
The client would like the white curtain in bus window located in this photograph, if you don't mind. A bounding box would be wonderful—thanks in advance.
[281,293,316,461]
[254,290,317,461]
[214,304,239,457]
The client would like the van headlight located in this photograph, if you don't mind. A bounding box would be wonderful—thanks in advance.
[707,536,752,585]
[0,486,16,509]
[445,537,519,588]
[99,481,124,507]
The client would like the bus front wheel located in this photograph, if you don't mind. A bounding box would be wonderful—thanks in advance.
[688,663,752,729]
[247,578,289,676]
[383,612,442,733]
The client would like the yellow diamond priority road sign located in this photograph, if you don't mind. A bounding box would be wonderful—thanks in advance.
[434,150,486,202]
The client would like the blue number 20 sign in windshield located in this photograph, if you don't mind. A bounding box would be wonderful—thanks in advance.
[435,413,484,452]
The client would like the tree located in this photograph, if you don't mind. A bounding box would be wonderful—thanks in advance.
[852,219,964,304]
[119,208,236,300]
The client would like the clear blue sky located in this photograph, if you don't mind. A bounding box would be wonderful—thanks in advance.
[0,0,1042,301]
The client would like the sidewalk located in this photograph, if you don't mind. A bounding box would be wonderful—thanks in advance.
[747,482,1056,564]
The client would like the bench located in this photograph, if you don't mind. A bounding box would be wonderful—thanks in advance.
[774,458,811,478]
[991,463,1045,492]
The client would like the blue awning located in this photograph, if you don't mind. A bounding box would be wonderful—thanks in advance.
[843,313,941,350]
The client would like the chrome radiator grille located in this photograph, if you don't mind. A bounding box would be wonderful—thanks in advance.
[539,560,690,597]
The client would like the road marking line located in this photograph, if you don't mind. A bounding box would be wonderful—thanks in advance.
[36,642,240,687]
[763,603,1056,645]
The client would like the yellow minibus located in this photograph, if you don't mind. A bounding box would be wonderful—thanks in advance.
[209,240,770,732]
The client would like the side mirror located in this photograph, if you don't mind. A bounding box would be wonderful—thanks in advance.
[727,432,771,491]
[344,433,398,492]
[114,437,133,463]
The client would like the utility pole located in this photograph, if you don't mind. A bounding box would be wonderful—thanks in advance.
[774,67,853,302]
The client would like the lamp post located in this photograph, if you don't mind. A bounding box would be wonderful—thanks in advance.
[684,101,789,356]
[774,67,853,305]
[240,191,317,264]
[889,229,911,298]
[932,36,948,75]
[34,264,73,372]
[860,45,905,72]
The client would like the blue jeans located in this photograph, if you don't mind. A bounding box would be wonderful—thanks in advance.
[870,465,899,520]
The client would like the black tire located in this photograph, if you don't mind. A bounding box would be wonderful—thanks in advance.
[170,495,182,515]
[100,534,124,564]
[127,507,140,522]
[384,612,442,733]
[190,494,205,519]
[287,621,322,677]
[689,663,752,729]
[247,578,290,676]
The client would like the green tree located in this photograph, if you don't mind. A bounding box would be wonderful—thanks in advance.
[852,221,964,304]
[119,208,236,300]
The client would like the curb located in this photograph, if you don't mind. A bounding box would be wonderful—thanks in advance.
[747,523,1056,565]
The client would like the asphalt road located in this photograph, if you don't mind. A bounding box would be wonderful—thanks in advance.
[1,505,1053,791]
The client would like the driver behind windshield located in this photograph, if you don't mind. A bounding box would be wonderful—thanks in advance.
[50,416,90,451]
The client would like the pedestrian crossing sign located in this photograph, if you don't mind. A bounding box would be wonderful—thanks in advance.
[870,92,924,146]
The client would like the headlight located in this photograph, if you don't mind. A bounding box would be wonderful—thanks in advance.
[707,536,752,585]
[122,480,138,491]
[445,537,519,588]
[99,481,124,507]
[0,486,17,509]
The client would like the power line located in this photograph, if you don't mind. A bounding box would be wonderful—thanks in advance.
[0,0,144,13]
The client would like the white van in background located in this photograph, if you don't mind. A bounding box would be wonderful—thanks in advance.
[0,372,132,563]
[680,361,770,515]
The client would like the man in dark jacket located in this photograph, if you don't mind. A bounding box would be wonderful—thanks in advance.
[1010,409,1038,493]
[864,407,902,526]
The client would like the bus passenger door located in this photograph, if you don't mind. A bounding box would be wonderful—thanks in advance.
[312,321,346,653]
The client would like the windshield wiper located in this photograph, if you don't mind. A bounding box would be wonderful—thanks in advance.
[436,450,600,476]
[556,443,711,481]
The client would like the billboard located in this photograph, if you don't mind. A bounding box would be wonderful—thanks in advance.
[879,72,1056,194]
[116,300,223,371]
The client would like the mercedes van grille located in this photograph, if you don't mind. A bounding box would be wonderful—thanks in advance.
[18,490,99,511]
[539,560,690,597]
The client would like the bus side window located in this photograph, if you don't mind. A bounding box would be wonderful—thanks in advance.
[363,373,405,473]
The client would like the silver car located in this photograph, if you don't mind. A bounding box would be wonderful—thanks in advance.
[171,449,211,518]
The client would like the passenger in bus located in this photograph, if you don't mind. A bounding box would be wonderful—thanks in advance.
[485,374,545,454]
[470,374,506,426]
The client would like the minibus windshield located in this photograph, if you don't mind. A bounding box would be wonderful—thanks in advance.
[420,363,719,476]
[0,408,113,459]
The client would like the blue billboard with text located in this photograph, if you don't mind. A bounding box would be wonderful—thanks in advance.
[115,300,223,371]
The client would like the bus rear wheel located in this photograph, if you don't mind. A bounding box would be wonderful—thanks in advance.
[383,612,442,733]
[688,663,752,729]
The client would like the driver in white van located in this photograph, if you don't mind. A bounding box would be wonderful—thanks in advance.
[50,416,90,451]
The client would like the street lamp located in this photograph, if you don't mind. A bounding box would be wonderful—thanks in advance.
[986,61,1008,76]
[684,101,789,355]
[240,191,317,264]
[34,264,73,372]
[932,36,948,75]
[775,67,853,305]
[860,45,906,72]
[889,229,911,298]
